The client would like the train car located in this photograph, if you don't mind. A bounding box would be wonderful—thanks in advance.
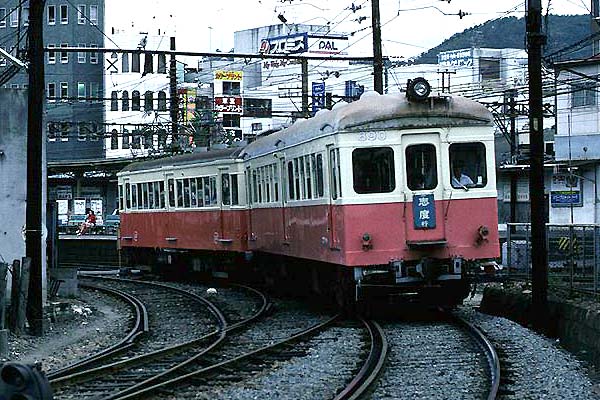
[117,78,499,307]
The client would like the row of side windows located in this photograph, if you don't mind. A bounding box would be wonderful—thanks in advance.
[47,43,98,64]
[110,90,168,112]
[46,4,98,26]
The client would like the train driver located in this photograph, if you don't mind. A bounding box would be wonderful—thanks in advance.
[451,163,474,188]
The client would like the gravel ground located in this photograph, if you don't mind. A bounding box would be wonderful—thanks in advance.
[2,287,132,373]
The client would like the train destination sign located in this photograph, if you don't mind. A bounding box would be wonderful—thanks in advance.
[413,194,436,229]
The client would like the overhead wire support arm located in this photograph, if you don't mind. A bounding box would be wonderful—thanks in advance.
[0,47,27,69]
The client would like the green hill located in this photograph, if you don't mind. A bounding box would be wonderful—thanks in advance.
[414,14,593,64]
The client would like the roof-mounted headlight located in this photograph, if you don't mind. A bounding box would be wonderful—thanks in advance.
[406,77,431,102]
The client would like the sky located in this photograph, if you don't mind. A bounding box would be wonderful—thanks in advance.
[104,0,591,59]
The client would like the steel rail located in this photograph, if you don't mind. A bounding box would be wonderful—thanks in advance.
[452,315,501,400]
[105,314,340,400]
[47,283,149,380]
[334,318,388,400]
[50,276,269,398]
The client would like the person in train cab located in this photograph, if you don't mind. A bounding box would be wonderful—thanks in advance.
[451,163,474,188]
[77,208,97,235]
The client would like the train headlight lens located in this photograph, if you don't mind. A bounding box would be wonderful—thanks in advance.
[478,225,489,238]
[406,77,431,101]
[361,233,373,250]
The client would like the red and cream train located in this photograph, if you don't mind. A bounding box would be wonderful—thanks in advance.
[117,79,499,307]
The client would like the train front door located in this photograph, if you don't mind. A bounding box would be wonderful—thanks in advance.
[402,134,446,245]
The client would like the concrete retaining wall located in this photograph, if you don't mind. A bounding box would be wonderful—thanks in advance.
[480,286,600,367]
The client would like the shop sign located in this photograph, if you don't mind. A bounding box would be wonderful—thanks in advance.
[215,97,242,113]
[215,70,243,81]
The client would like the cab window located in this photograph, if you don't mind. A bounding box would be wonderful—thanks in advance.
[352,147,395,194]
[406,144,437,191]
[449,143,487,189]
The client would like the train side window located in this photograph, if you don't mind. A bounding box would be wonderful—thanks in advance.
[190,179,197,207]
[183,179,191,208]
[159,181,165,209]
[147,182,154,209]
[168,179,175,208]
[131,184,138,209]
[316,154,324,197]
[294,158,301,200]
[125,183,131,209]
[305,156,312,199]
[176,180,184,208]
[405,144,438,191]
[118,184,124,211]
[273,164,279,202]
[287,161,294,201]
[222,174,231,206]
[231,174,239,205]
[353,147,396,194]
[330,148,342,199]
[449,142,487,188]
[210,177,217,205]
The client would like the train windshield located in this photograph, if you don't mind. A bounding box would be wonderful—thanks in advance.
[352,147,396,194]
[406,144,438,191]
[449,143,487,189]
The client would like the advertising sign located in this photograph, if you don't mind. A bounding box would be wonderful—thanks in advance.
[438,49,473,67]
[215,70,243,81]
[215,96,243,113]
[551,173,582,207]
[311,82,325,115]
[259,33,307,55]
[90,199,103,215]
[74,199,86,215]
[413,194,436,229]
[56,199,69,215]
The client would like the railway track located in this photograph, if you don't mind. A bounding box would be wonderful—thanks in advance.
[370,311,500,400]
[50,277,269,399]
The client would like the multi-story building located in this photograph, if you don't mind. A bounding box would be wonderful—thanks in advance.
[553,58,600,224]
[0,1,105,162]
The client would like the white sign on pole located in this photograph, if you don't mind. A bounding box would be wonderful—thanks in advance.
[90,199,103,215]
[56,199,69,215]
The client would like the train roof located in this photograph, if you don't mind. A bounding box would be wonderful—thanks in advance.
[119,147,243,174]
[241,91,493,159]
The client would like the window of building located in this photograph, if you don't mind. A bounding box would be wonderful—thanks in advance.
[47,122,57,141]
[479,58,500,81]
[352,147,395,194]
[59,122,69,141]
[243,98,272,118]
[47,44,56,63]
[572,82,596,108]
[132,52,140,73]
[122,90,129,111]
[449,142,487,189]
[222,81,240,95]
[131,130,141,149]
[157,91,167,111]
[60,5,68,24]
[144,91,153,111]
[47,82,56,102]
[142,129,152,149]
[89,5,97,25]
[143,53,153,75]
[78,123,87,141]
[77,82,85,101]
[89,44,98,64]
[110,129,118,150]
[0,8,6,28]
[132,90,140,111]
[77,43,86,63]
[158,129,167,148]
[60,43,68,63]
[77,4,85,24]
[22,7,29,26]
[111,91,118,111]
[90,82,100,102]
[406,144,438,191]
[222,113,240,128]
[60,82,68,101]
[122,129,130,149]
[9,8,18,27]
[157,54,166,73]
[46,5,55,25]
[122,53,129,73]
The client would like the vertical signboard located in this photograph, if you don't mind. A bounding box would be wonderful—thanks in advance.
[311,82,325,115]
[413,194,436,229]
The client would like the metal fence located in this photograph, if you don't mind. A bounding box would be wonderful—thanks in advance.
[503,223,600,294]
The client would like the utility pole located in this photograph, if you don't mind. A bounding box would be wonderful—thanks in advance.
[508,89,518,226]
[371,0,383,94]
[593,0,599,55]
[26,0,45,336]
[169,37,178,148]
[526,0,548,330]
[301,59,309,117]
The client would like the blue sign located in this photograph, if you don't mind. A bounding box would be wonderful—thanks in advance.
[312,82,325,115]
[413,194,436,229]
[551,191,582,207]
